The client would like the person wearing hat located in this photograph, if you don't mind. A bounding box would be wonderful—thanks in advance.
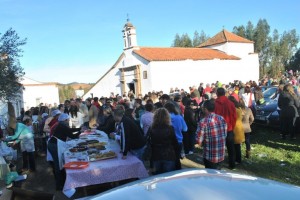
[44,109,62,173]
[48,113,82,190]
[105,99,112,107]
[43,109,61,137]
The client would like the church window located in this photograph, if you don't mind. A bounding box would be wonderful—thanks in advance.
[143,71,147,79]
[128,38,131,47]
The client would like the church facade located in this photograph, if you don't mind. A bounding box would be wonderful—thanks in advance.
[83,22,259,99]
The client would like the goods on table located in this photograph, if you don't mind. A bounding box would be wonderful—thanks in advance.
[89,151,117,161]
[86,139,99,144]
[64,161,89,169]
[77,142,88,146]
[69,146,88,152]
[87,143,106,149]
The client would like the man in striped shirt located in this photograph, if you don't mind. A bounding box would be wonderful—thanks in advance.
[197,99,227,170]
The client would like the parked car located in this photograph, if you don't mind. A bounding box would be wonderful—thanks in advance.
[255,87,279,126]
[83,169,300,200]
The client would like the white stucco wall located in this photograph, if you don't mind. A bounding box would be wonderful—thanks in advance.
[83,63,122,99]
[148,56,259,93]
[86,54,259,97]
[23,85,59,109]
[226,43,254,57]
[86,42,259,97]
[140,62,152,95]
[206,42,254,58]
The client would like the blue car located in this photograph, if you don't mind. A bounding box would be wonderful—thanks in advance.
[82,169,300,200]
[255,87,279,126]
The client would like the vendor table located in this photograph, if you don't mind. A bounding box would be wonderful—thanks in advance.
[63,131,148,197]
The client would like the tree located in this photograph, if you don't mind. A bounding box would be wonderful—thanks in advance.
[173,31,209,47]
[197,30,210,46]
[279,29,299,66]
[253,19,271,76]
[245,21,255,41]
[288,48,300,71]
[58,86,66,103]
[234,19,299,78]
[0,28,26,101]
[58,84,76,103]
[269,29,281,77]
[266,29,299,77]
[180,33,193,47]
[172,33,181,47]
[233,25,246,37]
[192,31,201,47]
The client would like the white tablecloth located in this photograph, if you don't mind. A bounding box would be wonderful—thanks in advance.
[63,131,148,197]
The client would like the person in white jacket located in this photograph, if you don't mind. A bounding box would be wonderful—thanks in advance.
[75,98,89,127]
[242,86,255,108]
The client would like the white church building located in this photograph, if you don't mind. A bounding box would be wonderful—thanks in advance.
[84,22,259,99]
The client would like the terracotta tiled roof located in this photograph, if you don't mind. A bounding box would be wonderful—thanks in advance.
[198,29,253,47]
[133,47,240,61]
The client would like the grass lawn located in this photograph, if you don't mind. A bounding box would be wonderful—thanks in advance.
[182,125,300,186]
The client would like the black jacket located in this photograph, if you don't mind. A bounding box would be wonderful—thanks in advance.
[148,125,179,161]
[98,114,115,134]
[184,107,197,134]
[119,116,146,156]
[49,122,81,143]
[278,91,300,118]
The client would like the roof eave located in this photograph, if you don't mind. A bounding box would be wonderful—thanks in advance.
[82,53,125,97]
[132,51,151,62]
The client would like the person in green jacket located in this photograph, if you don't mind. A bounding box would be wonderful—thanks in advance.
[6,121,36,172]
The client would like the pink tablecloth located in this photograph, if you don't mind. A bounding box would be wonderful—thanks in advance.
[63,132,148,196]
[63,153,148,190]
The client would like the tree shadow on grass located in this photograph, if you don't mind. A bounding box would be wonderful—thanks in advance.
[251,126,300,152]
[238,156,300,186]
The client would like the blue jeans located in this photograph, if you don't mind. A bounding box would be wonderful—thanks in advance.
[153,160,176,174]
[130,146,146,161]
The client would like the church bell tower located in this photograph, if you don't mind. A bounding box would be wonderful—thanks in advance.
[122,17,137,50]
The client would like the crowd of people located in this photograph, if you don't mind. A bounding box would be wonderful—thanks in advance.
[3,70,300,190]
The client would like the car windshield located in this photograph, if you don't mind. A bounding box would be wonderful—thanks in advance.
[263,87,277,99]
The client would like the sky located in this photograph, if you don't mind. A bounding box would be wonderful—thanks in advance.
[1,0,299,84]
